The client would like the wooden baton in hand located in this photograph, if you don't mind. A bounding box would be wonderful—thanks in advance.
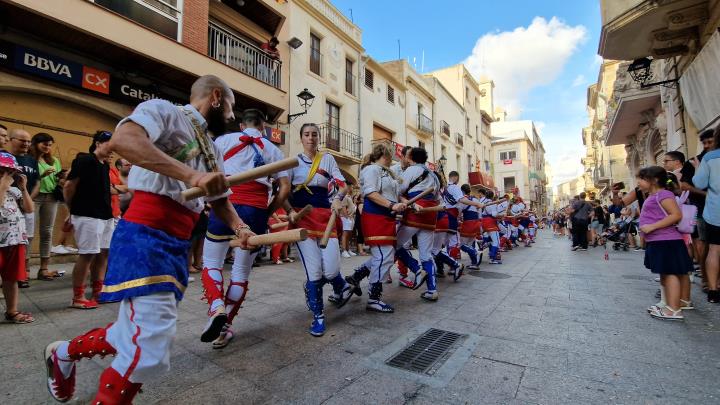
[319,209,338,249]
[181,157,299,201]
[229,228,308,248]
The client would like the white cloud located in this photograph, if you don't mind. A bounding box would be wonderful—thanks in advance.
[463,17,587,118]
[572,74,586,87]
[593,54,604,66]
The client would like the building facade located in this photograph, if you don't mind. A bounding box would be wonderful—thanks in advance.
[599,0,720,177]
[491,120,547,211]
[0,0,289,254]
[582,61,633,197]
[281,0,364,184]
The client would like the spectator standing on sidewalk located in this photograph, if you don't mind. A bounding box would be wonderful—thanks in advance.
[8,129,40,287]
[693,128,720,303]
[570,192,591,251]
[0,124,8,150]
[0,151,34,323]
[30,133,63,280]
[340,191,357,258]
[639,167,692,320]
[64,131,114,309]
[679,130,713,292]
[115,158,133,215]
[50,169,78,254]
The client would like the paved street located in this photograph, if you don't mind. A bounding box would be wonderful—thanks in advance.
[3,230,720,404]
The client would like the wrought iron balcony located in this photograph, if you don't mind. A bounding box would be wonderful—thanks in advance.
[417,113,433,134]
[208,22,282,89]
[318,123,362,161]
[440,120,450,137]
[455,132,464,147]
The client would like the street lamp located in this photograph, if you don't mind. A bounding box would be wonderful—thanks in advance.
[627,57,678,89]
[438,154,447,172]
[287,88,315,123]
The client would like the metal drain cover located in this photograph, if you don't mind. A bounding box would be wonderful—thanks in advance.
[467,271,511,279]
[385,328,467,375]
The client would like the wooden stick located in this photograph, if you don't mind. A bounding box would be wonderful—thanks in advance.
[415,204,446,213]
[290,204,313,224]
[181,157,299,201]
[270,221,289,230]
[229,228,308,248]
[319,209,337,248]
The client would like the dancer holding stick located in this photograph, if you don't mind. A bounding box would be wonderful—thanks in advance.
[285,123,356,337]
[200,109,291,349]
[43,75,254,404]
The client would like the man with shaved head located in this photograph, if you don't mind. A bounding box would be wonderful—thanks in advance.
[43,75,255,404]
[8,128,40,287]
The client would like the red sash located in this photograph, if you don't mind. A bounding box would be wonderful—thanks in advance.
[229,181,268,209]
[124,191,199,240]
[481,217,499,232]
[361,213,396,246]
[293,207,339,240]
[403,199,438,230]
[460,219,481,237]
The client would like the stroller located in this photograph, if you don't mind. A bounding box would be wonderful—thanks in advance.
[603,219,634,251]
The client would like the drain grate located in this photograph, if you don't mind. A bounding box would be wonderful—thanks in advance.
[385,328,467,376]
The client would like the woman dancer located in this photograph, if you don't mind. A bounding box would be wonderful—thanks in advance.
[345,144,407,312]
[287,123,355,336]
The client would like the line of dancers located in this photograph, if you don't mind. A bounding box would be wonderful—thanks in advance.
[42,75,539,404]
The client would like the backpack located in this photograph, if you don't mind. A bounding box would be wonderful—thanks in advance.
[658,191,697,234]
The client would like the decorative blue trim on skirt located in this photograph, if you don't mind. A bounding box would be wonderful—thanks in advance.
[290,186,330,208]
[206,204,268,241]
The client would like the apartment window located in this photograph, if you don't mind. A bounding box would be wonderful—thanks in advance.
[467,154,473,172]
[325,101,340,150]
[387,85,395,104]
[364,68,374,89]
[465,117,470,135]
[419,140,426,149]
[465,86,470,100]
[456,154,461,172]
[310,33,321,75]
[345,58,354,95]
[500,151,517,161]
[95,0,181,39]
[475,125,479,141]
[441,145,447,161]
[504,176,516,192]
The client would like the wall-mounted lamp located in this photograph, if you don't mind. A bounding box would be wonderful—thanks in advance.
[287,88,315,123]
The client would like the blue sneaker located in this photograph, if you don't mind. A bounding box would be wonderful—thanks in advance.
[366,299,395,313]
[309,314,325,337]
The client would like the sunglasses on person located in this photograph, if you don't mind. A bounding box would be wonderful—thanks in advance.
[94,131,112,142]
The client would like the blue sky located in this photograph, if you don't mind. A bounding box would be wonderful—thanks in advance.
[332,0,603,185]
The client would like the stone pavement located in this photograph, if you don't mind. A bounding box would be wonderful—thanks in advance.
[3,231,720,404]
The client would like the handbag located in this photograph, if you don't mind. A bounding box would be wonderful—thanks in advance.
[657,191,697,234]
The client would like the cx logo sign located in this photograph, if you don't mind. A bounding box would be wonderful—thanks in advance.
[82,66,110,94]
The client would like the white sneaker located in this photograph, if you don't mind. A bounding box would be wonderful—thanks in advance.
[348,251,357,257]
[342,251,351,258]
[64,246,79,253]
[51,245,70,255]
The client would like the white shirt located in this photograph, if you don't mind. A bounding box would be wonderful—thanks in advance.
[462,195,479,214]
[444,183,464,210]
[118,100,226,213]
[361,164,399,203]
[510,202,526,216]
[399,164,440,198]
[389,163,404,178]
[289,152,345,191]
[214,128,288,185]
[483,203,498,217]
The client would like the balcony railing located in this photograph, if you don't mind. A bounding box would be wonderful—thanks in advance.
[455,132,464,147]
[318,123,362,160]
[417,113,433,134]
[440,120,450,137]
[208,22,282,89]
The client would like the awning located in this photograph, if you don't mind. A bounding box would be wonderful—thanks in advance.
[679,30,720,130]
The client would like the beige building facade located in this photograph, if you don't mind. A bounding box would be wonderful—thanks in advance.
[491,120,548,211]
[582,61,633,198]
[0,0,289,254]
[599,0,720,178]
[554,176,587,209]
